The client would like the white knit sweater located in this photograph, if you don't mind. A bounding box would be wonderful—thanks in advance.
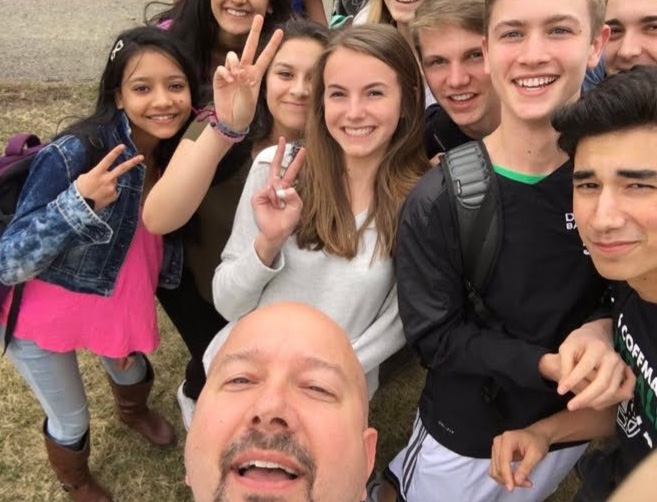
[204,145,405,397]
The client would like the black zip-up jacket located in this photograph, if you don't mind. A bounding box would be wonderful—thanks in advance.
[396,158,608,458]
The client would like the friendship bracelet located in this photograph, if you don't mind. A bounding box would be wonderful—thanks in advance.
[193,107,249,143]
[209,120,250,143]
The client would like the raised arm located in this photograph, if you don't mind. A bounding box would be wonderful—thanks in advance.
[212,141,305,320]
[142,16,283,234]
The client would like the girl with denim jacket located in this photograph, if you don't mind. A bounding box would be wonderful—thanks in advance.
[0,27,199,502]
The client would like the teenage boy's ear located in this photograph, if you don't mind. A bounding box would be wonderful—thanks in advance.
[482,36,491,75]
[587,24,611,68]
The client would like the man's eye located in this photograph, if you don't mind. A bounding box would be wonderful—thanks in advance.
[609,26,624,39]
[550,26,574,36]
[500,30,523,40]
[305,385,335,399]
[226,376,252,386]
[425,58,447,67]
[627,183,656,191]
[574,182,599,191]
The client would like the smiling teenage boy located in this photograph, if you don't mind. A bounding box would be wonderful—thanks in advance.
[583,0,657,90]
[380,1,612,501]
[489,65,657,502]
[413,0,501,158]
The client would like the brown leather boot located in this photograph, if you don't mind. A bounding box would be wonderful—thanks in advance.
[43,423,113,502]
[106,357,177,447]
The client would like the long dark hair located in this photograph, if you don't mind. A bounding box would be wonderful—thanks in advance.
[148,0,294,83]
[60,26,200,168]
[554,66,657,157]
[250,18,330,143]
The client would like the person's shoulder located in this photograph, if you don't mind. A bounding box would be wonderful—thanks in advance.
[34,135,86,167]
[403,164,448,219]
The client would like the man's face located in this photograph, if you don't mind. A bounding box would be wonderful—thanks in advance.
[483,0,608,123]
[184,305,377,502]
[419,24,500,139]
[605,0,657,75]
[573,127,657,293]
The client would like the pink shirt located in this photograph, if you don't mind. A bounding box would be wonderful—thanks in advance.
[1,218,163,357]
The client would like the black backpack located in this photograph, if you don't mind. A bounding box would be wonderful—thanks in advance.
[440,140,503,325]
[0,133,105,351]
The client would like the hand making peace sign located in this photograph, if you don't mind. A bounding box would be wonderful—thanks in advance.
[252,138,306,266]
[213,15,284,132]
[75,144,143,212]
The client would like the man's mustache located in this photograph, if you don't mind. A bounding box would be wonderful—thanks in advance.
[212,430,317,502]
[220,430,316,478]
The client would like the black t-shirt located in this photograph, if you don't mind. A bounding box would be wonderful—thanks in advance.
[575,282,657,502]
[614,283,657,478]
[424,104,472,159]
[397,154,607,457]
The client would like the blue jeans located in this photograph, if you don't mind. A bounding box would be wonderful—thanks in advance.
[4,336,147,446]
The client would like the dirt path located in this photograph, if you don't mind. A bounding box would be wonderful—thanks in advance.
[0,0,155,82]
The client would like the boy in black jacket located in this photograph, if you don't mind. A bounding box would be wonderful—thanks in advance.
[413,0,500,159]
[378,1,626,502]
[490,65,657,502]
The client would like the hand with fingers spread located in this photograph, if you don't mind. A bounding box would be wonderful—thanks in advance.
[489,428,549,492]
[75,144,143,212]
[253,138,306,267]
[213,14,284,132]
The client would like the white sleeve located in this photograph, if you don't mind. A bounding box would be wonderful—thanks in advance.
[211,146,288,320]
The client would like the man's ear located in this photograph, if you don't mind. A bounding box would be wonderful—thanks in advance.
[360,427,379,501]
[482,36,491,76]
[364,427,378,479]
[588,24,611,68]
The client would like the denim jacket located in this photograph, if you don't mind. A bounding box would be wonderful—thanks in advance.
[0,113,182,295]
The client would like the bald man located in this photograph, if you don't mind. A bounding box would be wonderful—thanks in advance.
[184,302,378,502]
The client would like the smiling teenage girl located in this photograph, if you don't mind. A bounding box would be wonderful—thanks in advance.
[144,18,329,429]
[0,27,199,502]
[152,0,293,84]
[204,24,430,397]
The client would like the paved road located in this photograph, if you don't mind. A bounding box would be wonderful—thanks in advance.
[0,0,156,82]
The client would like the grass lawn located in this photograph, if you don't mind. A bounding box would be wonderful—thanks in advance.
[0,82,579,501]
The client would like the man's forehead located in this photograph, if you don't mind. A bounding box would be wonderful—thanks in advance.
[606,0,657,21]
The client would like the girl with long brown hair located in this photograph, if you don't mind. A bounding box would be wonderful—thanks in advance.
[205,23,430,397]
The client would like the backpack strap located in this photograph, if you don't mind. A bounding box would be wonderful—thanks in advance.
[1,133,105,354]
[4,134,41,156]
[441,140,503,325]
